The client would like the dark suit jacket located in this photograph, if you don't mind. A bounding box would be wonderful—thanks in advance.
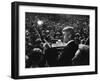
[58,40,78,66]
[45,48,58,67]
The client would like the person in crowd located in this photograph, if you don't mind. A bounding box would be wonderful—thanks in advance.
[72,43,89,65]
[72,37,89,65]
[26,38,46,68]
[74,33,80,45]
[58,26,78,66]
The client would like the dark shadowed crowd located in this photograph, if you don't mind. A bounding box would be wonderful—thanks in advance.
[25,13,89,68]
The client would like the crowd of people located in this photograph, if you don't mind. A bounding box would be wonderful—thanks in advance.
[25,13,89,68]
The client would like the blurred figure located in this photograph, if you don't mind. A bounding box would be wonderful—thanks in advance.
[26,38,46,68]
[74,33,80,45]
[58,26,78,66]
[72,44,89,65]
[26,47,46,68]
[80,35,86,44]
[72,37,89,65]
[81,38,86,44]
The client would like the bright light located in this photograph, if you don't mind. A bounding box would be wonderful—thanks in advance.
[37,20,43,25]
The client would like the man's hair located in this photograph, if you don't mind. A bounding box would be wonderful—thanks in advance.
[62,26,73,32]
[62,26,75,39]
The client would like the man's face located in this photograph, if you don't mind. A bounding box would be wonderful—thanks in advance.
[63,31,71,43]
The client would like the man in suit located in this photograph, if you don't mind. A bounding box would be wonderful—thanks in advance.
[58,26,78,66]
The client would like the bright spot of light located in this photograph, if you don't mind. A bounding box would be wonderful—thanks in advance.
[37,20,43,25]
